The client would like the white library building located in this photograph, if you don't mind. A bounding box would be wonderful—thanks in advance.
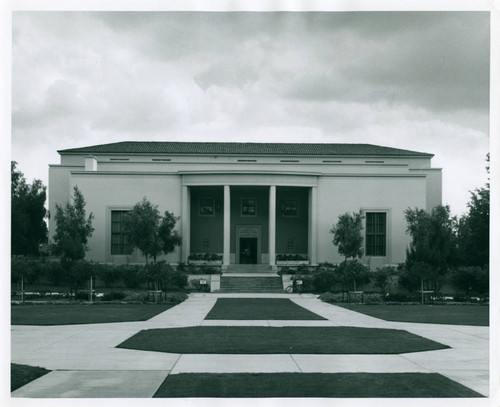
[48,142,442,270]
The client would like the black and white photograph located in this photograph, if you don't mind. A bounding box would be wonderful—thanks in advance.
[4,0,498,405]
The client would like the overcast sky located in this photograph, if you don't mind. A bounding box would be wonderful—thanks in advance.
[11,11,490,216]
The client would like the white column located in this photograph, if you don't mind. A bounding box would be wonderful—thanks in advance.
[223,185,231,267]
[308,186,318,265]
[269,185,276,267]
[181,185,190,263]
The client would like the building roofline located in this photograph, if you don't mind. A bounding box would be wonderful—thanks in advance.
[58,141,434,158]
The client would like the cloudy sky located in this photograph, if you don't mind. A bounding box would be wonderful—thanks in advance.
[11,10,490,216]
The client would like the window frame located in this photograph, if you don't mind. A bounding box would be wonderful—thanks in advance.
[199,198,215,217]
[365,211,387,257]
[241,198,257,217]
[111,210,133,255]
[279,199,299,217]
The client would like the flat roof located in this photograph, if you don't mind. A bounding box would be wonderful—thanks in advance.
[58,141,433,157]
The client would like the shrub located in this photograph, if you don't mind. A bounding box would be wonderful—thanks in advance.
[188,253,222,261]
[372,266,398,295]
[123,291,148,303]
[11,257,43,285]
[319,292,343,304]
[164,269,188,291]
[143,262,188,291]
[68,260,94,289]
[41,261,66,285]
[101,291,126,301]
[119,265,145,288]
[449,266,489,296]
[97,264,121,288]
[383,293,420,303]
[75,290,95,301]
[313,270,339,293]
[337,260,371,291]
[363,293,385,304]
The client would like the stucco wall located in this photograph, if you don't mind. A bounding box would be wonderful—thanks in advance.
[69,172,182,263]
[316,175,427,266]
[410,168,442,211]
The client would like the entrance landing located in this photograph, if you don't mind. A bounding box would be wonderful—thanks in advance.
[224,264,274,274]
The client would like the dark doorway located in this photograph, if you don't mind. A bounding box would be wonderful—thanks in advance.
[239,237,257,264]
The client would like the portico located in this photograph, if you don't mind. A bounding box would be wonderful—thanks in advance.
[180,176,318,269]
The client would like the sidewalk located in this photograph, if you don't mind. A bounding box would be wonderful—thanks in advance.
[11,293,489,398]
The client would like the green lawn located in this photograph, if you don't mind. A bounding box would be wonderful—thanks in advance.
[118,326,448,354]
[205,298,326,320]
[11,363,51,392]
[154,372,483,398]
[339,304,489,326]
[11,304,176,325]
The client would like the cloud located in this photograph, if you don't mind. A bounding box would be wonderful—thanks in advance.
[11,11,490,216]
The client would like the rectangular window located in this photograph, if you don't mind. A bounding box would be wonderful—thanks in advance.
[199,198,215,216]
[279,200,298,217]
[111,211,132,255]
[241,198,257,216]
[366,212,386,256]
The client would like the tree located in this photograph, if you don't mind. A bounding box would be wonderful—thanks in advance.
[11,161,48,255]
[457,153,489,267]
[122,197,182,264]
[52,186,94,265]
[403,205,457,292]
[330,211,364,261]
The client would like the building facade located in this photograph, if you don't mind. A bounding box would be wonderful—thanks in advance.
[48,142,442,269]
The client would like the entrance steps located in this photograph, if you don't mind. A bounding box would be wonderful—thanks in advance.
[220,265,282,293]
[219,275,283,293]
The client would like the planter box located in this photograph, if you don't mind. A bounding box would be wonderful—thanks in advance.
[188,260,222,266]
[276,260,309,266]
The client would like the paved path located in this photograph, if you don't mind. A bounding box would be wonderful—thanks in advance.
[11,293,489,398]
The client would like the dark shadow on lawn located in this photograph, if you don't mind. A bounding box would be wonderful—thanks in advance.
[205,298,326,320]
[153,372,483,398]
[117,326,449,354]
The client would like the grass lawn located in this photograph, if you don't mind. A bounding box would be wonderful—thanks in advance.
[154,372,483,398]
[118,326,448,354]
[339,304,489,326]
[205,298,326,320]
[11,363,51,392]
[11,303,176,325]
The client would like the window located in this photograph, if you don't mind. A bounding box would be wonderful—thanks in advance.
[241,198,257,216]
[199,198,215,216]
[365,212,386,256]
[279,200,298,217]
[111,211,132,255]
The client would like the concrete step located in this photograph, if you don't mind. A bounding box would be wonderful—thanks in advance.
[225,264,273,273]
[219,275,283,293]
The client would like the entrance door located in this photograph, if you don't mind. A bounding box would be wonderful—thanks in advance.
[239,237,257,264]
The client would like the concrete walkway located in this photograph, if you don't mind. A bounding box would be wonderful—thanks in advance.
[11,293,489,398]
